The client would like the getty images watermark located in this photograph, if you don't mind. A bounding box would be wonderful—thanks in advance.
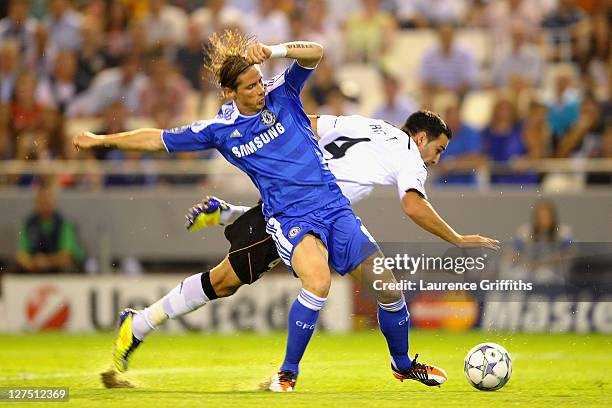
[372,253,533,292]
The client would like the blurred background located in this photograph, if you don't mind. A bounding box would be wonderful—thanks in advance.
[0,0,610,334]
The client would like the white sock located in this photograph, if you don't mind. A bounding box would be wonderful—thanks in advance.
[219,204,250,225]
[131,273,209,340]
[132,301,163,341]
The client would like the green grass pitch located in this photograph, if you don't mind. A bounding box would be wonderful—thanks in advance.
[0,331,610,407]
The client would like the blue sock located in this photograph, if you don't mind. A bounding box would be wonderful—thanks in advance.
[280,289,326,376]
[377,299,412,371]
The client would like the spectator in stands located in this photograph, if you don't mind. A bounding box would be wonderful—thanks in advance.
[175,18,205,91]
[301,0,334,39]
[371,70,417,126]
[288,8,306,40]
[192,0,246,38]
[104,149,157,187]
[395,0,468,28]
[9,73,67,185]
[36,50,82,113]
[189,69,224,120]
[75,16,108,92]
[511,198,574,283]
[547,64,580,147]
[142,0,188,51]
[0,104,9,160]
[41,109,70,161]
[478,0,550,49]
[79,0,106,20]
[523,98,553,159]
[0,39,20,104]
[91,101,128,161]
[344,0,396,63]
[305,59,338,107]
[541,0,587,62]
[587,122,612,185]
[10,72,45,154]
[557,92,605,158]
[17,107,75,185]
[435,98,485,186]
[26,19,51,76]
[67,54,146,117]
[481,93,538,184]
[491,20,545,90]
[104,0,130,67]
[44,0,82,53]
[246,0,291,44]
[16,184,85,273]
[277,0,297,15]
[126,19,162,62]
[301,0,342,64]
[577,9,610,99]
[319,84,359,116]
[0,0,37,55]
[419,23,478,101]
[138,57,189,118]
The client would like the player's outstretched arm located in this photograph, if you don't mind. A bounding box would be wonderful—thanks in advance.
[401,191,500,250]
[245,41,323,68]
[73,129,165,152]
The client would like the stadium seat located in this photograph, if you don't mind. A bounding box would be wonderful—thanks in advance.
[384,30,436,95]
[461,90,495,128]
[384,29,492,97]
[335,63,384,116]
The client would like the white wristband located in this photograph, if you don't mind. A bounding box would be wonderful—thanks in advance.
[268,44,287,59]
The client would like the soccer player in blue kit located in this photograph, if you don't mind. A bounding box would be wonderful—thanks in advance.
[74,30,452,391]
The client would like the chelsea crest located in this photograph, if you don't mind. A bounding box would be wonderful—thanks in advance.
[261,109,276,127]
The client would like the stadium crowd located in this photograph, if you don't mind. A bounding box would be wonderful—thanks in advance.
[0,0,610,188]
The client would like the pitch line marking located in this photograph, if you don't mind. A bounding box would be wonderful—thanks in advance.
[0,361,361,382]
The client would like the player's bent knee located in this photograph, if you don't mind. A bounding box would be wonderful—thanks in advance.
[301,273,331,298]
[375,288,404,305]
[214,279,242,298]
[298,264,331,297]
[210,257,244,298]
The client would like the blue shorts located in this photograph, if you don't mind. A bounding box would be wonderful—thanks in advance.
[265,199,379,275]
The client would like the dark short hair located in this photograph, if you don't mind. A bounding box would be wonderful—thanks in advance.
[401,110,452,141]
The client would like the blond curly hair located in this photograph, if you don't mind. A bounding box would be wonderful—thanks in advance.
[204,29,256,90]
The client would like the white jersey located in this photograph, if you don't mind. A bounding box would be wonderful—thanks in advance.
[317,115,428,203]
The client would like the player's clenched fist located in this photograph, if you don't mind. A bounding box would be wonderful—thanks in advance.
[73,131,100,151]
[246,43,272,64]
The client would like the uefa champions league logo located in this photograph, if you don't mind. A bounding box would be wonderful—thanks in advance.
[261,109,276,127]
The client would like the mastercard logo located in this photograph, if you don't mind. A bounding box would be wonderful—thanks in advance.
[410,291,479,331]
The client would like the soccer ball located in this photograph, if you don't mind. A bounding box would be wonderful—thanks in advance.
[463,342,512,391]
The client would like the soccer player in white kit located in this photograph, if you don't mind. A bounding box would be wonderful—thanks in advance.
[111,110,498,390]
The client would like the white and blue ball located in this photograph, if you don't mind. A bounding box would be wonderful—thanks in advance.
[464,342,512,391]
